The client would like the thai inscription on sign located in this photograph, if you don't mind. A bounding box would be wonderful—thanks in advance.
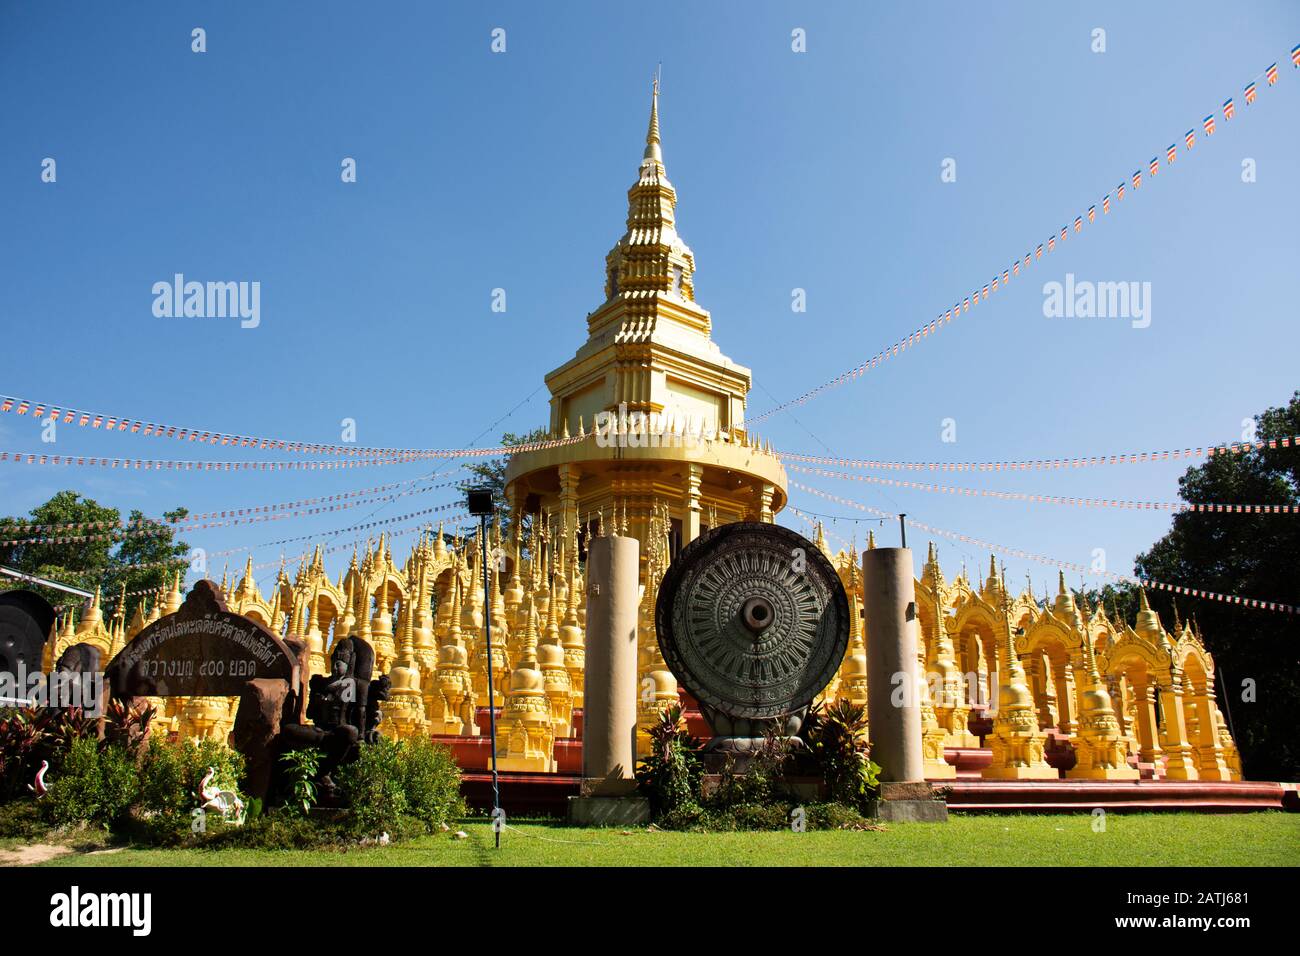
[106,580,296,698]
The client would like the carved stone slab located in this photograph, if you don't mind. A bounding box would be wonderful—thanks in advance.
[106,579,297,699]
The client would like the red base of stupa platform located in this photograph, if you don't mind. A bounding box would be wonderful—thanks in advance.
[458,770,1297,816]
[940,778,1298,814]
[439,697,1298,816]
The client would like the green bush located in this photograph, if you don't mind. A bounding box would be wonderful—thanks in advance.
[336,737,465,838]
[138,737,245,822]
[337,737,407,836]
[43,737,139,827]
[634,705,703,821]
[399,737,466,827]
[803,700,880,811]
[277,748,322,816]
[0,708,46,801]
[201,811,344,850]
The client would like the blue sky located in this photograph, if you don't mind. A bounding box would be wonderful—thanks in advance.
[1,2,1297,600]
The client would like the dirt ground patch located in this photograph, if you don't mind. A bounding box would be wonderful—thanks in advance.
[0,843,72,866]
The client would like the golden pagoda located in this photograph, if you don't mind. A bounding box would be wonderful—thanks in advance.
[504,76,787,563]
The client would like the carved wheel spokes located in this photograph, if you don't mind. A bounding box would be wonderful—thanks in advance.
[656,523,849,721]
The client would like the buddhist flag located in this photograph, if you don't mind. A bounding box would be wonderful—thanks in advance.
[1223,98,1235,119]
[0,398,12,413]
[1167,143,1176,163]
[1060,226,1068,241]
[1266,62,1278,85]
[1087,205,1096,223]
[1002,269,1010,284]
[1204,113,1216,135]
[1244,81,1257,104]
[1292,44,1300,68]
[1185,128,1195,149]
[1048,235,1056,251]
[1117,182,1125,200]
[1132,169,1142,189]
[1102,194,1111,214]
[1036,243,1043,259]
[1149,156,1159,176]
[1074,215,1083,232]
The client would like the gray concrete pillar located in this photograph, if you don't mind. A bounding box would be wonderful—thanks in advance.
[863,547,925,783]
[581,534,640,795]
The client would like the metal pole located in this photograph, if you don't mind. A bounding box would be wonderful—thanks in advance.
[898,513,907,549]
[481,512,501,849]
[0,565,95,598]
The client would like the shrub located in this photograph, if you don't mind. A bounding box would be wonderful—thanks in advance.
[399,737,466,827]
[43,737,139,827]
[138,737,245,822]
[103,700,155,758]
[634,705,703,822]
[45,707,100,764]
[278,748,322,816]
[336,737,465,838]
[803,700,880,811]
[705,734,796,813]
[338,737,407,836]
[137,738,186,819]
[0,708,47,801]
[200,811,345,851]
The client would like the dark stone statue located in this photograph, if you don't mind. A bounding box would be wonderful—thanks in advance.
[270,635,391,804]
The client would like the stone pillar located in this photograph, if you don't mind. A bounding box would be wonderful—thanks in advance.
[580,534,640,796]
[862,548,923,783]
[683,464,703,544]
[757,482,775,523]
[862,548,949,820]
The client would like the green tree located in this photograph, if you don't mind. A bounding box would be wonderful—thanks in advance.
[459,428,549,513]
[458,428,548,545]
[0,490,190,622]
[1132,392,1299,781]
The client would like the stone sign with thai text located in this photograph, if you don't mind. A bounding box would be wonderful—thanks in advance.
[106,579,296,698]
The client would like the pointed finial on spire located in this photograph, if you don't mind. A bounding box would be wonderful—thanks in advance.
[644,65,662,162]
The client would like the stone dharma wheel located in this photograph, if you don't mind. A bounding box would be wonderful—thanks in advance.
[655,523,850,739]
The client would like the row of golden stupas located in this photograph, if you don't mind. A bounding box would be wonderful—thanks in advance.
[40,78,1242,782]
[46,516,1241,782]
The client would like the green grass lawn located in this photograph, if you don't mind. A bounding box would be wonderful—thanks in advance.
[6,812,1298,867]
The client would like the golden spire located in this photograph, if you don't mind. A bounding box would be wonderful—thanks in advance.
[644,66,662,162]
